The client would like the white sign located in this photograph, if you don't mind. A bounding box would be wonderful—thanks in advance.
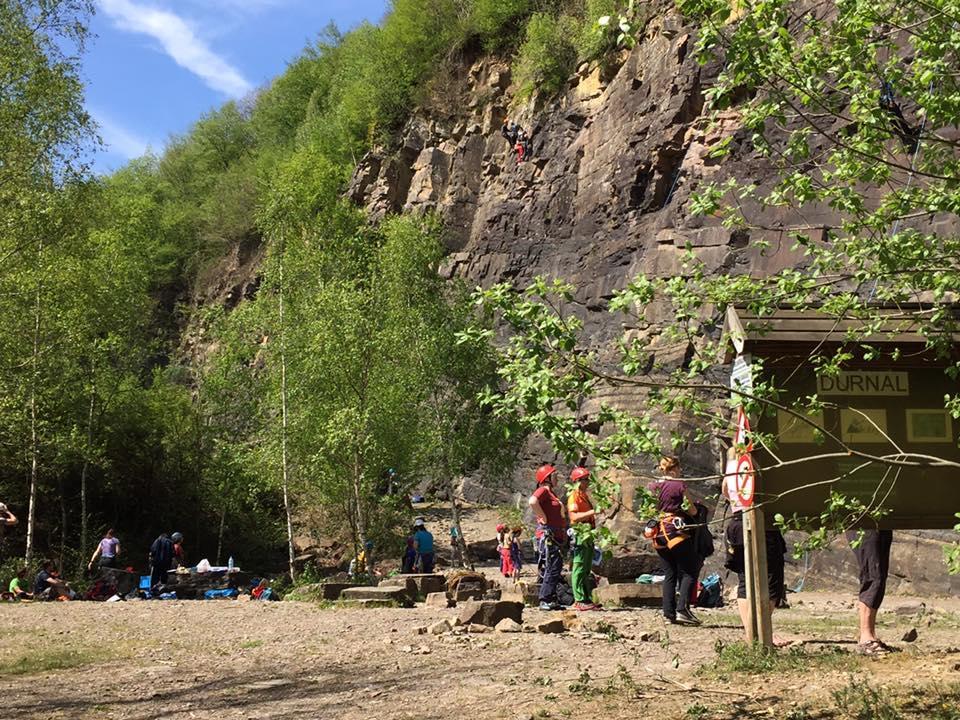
[817,371,909,396]
[730,353,753,393]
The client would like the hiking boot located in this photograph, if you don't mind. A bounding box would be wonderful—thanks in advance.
[675,609,702,626]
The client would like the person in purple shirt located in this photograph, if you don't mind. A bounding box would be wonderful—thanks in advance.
[647,456,701,626]
[88,529,121,571]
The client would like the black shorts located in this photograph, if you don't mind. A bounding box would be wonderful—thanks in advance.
[848,529,892,610]
[726,513,786,600]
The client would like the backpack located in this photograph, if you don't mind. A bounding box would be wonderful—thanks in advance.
[696,573,724,608]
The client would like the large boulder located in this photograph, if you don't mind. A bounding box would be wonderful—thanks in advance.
[320,582,359,601]
[597,553,661,582]
[457,600,523,627]
[596,583,662,608]
[340,586,413,607]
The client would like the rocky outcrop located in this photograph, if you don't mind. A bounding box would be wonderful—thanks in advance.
[347,11,770,501]
[347,10,959,594]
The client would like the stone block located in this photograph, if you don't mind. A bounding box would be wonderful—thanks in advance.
[384,574,447,597]
[429,619,453,635]
[595,583,662,608]
[537,619,566,634]
[378,576,417,597]
[320,583,357,601]
[409,574,447,596]
[596,553,661,582]
[425,592,455,608]
[340,586,413,607]
[457,600,523,628]
[495,618,522,633]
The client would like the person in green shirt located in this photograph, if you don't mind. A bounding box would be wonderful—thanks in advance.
[8,568,33,600]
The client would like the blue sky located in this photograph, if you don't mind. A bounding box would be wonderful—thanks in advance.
[86,0,388,174]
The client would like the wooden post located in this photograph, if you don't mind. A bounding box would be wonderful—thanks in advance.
[743,505,773,646]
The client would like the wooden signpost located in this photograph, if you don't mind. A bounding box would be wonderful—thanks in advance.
[724,305,960,647]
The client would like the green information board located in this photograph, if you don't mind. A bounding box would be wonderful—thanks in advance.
[754,365,960,529]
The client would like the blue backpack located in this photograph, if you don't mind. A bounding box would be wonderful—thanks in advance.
[696,573,723,608]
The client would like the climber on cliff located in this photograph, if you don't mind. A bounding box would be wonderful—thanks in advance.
[515,128,532,163]
[501,119,533,164]
[501,119,520,146]
[879,81,921,154]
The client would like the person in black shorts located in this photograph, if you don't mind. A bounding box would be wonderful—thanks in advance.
[848,528,895,655]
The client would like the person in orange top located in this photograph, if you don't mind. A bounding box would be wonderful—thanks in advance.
[567,466,599,611]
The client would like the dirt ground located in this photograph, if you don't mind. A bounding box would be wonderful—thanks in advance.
[1,589,959,720]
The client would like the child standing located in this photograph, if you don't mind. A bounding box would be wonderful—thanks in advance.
[509,527,523,581]
[496,524,514,578]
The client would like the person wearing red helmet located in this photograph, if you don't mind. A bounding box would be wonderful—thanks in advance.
[568,466,599,611]
[529,464,567,611]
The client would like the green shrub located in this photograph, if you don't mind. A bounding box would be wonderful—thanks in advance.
[514,12,579,99]
[577,0,619,58]
[470,0,533,50]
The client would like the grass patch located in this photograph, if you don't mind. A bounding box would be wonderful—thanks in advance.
[701,640,860,677]
[239,640,264,649]
[0,648,107,676]
[832,677,901,720]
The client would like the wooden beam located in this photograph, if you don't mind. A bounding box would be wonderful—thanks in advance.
[743,505,773,647]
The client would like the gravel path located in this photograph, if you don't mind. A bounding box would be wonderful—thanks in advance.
[1,591,959,719]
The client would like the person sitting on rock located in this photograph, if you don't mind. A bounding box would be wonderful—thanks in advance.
[413,518,435,573]
[34,560,75,601]
[8,567,33,600]
[350,540,375,578]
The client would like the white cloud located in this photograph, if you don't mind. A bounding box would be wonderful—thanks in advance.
[98,0,253,98]
[92,110,153,160]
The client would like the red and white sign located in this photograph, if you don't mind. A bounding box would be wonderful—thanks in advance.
[734,406,753,453]
[735,453,756,508]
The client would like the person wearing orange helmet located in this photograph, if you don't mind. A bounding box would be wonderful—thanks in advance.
[567,466,600,611]
[528,464,567,611]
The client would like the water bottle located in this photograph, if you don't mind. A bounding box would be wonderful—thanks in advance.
[228,556,234,572]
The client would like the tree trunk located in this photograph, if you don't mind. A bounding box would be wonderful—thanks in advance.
[79,378,95,571]
[216,506,226,566]
[25,238,43,564]
[278,252,296,581]
[449,481,470,569]
[58,475,66,571]
[352,451,372,577]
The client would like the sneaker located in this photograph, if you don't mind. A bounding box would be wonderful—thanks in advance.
[538,601,562,611]
[675,609,702,626]
[664,614,677,624]
[574,602,598,611]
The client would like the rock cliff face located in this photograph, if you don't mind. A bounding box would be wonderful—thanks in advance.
[346,10,960,596]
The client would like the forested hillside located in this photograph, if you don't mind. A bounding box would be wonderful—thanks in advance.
[0,0,631,574]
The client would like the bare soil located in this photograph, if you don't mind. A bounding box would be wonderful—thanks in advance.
[1,589,959,720]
